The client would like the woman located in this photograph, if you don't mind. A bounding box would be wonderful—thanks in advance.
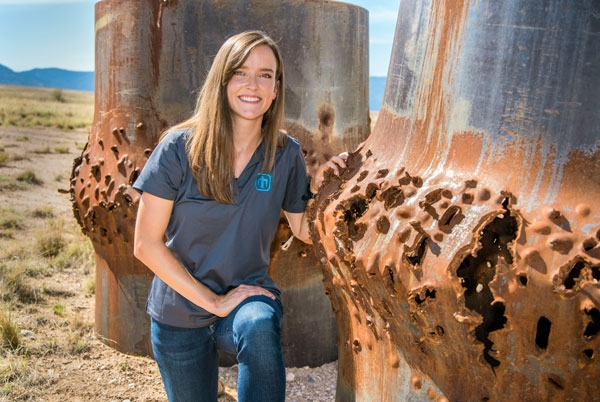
[133,30,346,402]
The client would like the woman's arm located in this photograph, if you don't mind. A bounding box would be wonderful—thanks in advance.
[134,192,275,317]
[284,153,348,244]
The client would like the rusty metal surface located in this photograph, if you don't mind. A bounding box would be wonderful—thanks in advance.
[70,0,369,363]
[311,0,600,400]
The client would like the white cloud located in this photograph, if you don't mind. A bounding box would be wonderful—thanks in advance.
[369,9,399,23]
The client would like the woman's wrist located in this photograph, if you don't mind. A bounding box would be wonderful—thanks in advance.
[302,182,317,201]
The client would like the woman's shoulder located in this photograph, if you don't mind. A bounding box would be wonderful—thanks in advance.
[278,131,302,152]
[161,127,192,145]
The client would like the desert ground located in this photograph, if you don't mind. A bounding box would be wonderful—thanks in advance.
[0,121,337,400]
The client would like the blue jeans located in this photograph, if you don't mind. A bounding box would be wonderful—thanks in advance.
[150,296,285,402]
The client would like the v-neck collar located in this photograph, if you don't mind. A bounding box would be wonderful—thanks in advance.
[235,140,266,181]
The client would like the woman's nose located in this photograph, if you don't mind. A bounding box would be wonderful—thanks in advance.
[246,74,258,87]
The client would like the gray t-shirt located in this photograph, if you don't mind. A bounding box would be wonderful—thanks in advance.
[133,128,309,328]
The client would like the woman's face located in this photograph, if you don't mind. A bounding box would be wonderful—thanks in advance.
[226,45,279,127]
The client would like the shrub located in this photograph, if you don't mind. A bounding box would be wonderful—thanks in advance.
[0,208,23,238]
[36,220,65,258]
[0,262,38,304]
[51,89,65,103]
[33,146,51,154]
[53,147,69,154]
[0,309,20,350]
[31,207,54,219]
[52,304,65,316]
[16,170,43,185]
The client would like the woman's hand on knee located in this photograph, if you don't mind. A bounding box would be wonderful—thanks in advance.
[213,285,275,317]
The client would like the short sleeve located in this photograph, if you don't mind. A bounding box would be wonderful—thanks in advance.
[282,138,310,213]
[132,129,189,200]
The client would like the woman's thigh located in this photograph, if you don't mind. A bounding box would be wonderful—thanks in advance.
[151,318,219,402]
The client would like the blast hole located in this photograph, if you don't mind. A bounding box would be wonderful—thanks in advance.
[365,183,379,199]
[518,274,528,286]
[339,196,369,241]
[535,316,551,350]
[564,261,584,289]
[583,349,594,359]
[583,308,600,339]
[415,288,436,305]
[380,186,405,209]
[582,238,597,251]
[456,210,516,369]
[439,206,463,234]
[547,375,564,390]
[318,107,334,127]
[344,198,367,222]
[376,169,389,178]
[129,169,140,186]
[405,236,429,268]
[387,267,395,285]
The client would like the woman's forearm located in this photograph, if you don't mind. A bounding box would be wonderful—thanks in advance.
[134,238,221,314]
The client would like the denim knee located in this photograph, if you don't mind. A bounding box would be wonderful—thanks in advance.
[232,296,282,356]
[228,296,286,402]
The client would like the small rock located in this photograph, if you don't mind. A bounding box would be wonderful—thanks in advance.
[20,329,35,338]
[286,372,296,382]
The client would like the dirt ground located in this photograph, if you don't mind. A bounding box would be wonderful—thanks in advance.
[0,126,337,402]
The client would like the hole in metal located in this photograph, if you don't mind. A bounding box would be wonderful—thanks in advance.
[535,316,551,350]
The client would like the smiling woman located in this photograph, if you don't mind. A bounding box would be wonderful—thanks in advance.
[132,30,345,402]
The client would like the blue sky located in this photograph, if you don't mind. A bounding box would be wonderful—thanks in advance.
[0,0,399,76]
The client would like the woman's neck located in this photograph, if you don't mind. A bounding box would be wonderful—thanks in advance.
[232,119,263,154]
[232,120,263,178]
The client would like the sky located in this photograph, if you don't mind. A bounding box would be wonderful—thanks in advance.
[0,0,399,77]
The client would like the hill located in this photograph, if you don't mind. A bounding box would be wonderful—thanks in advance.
[0,64,94,92]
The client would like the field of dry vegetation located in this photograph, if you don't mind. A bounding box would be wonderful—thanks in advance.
[0,85,337,402]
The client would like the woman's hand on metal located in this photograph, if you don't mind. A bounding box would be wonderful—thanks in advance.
[311,152,348,193]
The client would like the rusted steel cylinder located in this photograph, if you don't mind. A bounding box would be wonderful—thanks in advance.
[70,0,368,362]
[311,0,600,400]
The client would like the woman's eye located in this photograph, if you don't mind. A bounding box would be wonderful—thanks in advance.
[233,71,244,76]
[260,73,273,79]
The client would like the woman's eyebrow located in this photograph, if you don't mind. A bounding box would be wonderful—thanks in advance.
[236,66,275,73]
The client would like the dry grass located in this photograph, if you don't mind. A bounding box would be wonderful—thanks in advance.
[0,203,95,399]
[0,85,93,131]
[0,85,97,399]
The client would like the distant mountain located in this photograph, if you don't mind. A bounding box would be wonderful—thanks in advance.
[0,64,386,110]
[0,64,94,92]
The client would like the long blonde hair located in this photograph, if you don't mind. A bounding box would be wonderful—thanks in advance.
[165,30,286,204]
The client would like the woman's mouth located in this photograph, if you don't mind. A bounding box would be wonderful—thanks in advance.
[239,95,261,103]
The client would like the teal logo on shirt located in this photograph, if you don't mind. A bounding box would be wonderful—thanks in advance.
[255,173,272,192]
